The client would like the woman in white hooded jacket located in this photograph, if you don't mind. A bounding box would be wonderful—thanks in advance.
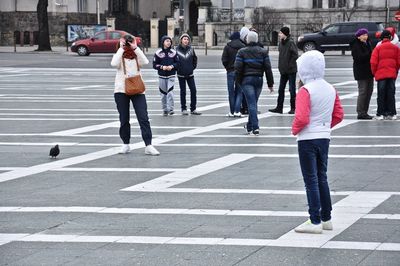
[111,35,159,155]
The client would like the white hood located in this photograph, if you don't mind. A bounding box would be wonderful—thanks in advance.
[296,50,325,85]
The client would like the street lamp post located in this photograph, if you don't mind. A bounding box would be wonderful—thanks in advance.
[96,0,100,24]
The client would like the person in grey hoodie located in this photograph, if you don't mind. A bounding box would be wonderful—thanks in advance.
[269,26,298,114]
[176,33,201,115]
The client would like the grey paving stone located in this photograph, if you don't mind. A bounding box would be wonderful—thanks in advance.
[332,219,400,243]
[358,250,400,266]
[372,195,400,214]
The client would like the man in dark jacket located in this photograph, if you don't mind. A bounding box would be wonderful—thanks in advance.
[350,28,374,120]
[235,31,274,135]
[222,32,246,117]
[176,33,201,115]
[269,26,298,114]
[153,35,179,116]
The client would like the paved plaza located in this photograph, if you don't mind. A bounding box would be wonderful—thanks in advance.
[0,51,399,265]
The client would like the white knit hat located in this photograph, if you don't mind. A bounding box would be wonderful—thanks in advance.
[246,31,258,44]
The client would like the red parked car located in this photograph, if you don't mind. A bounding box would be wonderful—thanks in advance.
[70,30,142,56]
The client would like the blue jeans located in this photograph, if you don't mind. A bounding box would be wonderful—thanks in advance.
[178,76,197,112]
[241,76,263,131]
[227,71,242,114]
[277,73,297,110]
[377,78,397,116]
[114,93,152,146]
[298,139,332,224]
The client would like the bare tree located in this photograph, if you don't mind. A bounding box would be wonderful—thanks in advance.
[252,7,284,45]
[299,12,325,33]
[37,0,52,51]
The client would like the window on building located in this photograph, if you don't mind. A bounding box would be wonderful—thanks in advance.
[234,0,244,8]
[354,0,358,7]
[328,0,336,8]
[221,0,230,8]
[77,0,87,13]
[338,0,347,8]
[110,0,127,13]
[312,0,322,8]
[132,0,139,14]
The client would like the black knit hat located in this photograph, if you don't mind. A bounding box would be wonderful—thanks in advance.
[380,30,392,40]
[280,26,290,37]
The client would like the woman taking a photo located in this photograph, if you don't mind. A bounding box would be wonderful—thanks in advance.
[111,35,160,155]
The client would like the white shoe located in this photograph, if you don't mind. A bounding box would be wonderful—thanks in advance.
[294,220,322,234]
[119,144,130,154]
[386,115,397,120]
[374,115,384,120]
[233,112,242,117]
[227,112,234,117]
[145,145,160,156]
[322,220,333,230]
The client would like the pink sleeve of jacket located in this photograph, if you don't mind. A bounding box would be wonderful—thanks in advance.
[331,92,344,128]
[291,87,310,135]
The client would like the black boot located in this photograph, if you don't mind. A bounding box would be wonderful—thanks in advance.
[269,107,283,114]
[288,98,296,114]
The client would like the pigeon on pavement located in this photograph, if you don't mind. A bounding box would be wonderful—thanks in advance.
[49,144,60,158]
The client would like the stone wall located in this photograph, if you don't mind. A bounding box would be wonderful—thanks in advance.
[0,11,105,46]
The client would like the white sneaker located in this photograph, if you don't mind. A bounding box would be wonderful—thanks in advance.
[145,145,160,156]
[119,144,130,154]
[227,112,234,117]
[322,220,333,230]
[233,112,242,117]
[386,115,397,120]
[374,115,384,120]
[294,220,322,234]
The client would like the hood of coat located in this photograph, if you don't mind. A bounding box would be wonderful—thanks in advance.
[296,50,325,84]
[228,39,246,50]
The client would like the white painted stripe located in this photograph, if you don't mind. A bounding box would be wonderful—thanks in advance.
[121,153,255,191]
[0,74,30,78]
[273,192,392,248]
[53,167,181,172]
[62,85,107,90]
[0,206,308,217]
[1,233,400,250]
[47,121,121,136]
[363,214,400,220]
[332,81,357,86]
[146,188,354,196]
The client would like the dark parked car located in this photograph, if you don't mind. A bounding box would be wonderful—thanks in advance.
[297,22,384,52]
[70,30,142,56]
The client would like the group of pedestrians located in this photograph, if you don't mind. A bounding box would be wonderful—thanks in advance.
[351,27,400,120]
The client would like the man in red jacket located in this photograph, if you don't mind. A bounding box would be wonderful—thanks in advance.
[370,30,400,120]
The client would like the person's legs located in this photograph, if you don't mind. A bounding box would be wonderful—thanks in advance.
[114,93,131,144]
[167,88,174,114]
[386,78,397,117]
[298,140,321,225]
[270,74,288,112]
[242,77,258,133]
[364,78,374,116]
[131,94,152,146]
[288,73,297,113]
[178,77,187,111]
[234,84,243,114]
[226,71,236,115]
[187,76,197,112]
[376,80,386,117]
[316,139,332,223]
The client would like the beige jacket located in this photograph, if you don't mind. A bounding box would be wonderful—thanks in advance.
[110,47,149,94]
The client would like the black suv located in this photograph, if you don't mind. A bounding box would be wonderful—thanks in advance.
[297,22,384,52]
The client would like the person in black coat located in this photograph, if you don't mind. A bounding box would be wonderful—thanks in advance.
[222,32,246,117]
[176,33,201,115]
[350,28,374,120]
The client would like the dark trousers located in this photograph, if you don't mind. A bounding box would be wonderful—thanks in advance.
[178,76,197,112]
[377,78,397,116]
[298,139,332,224]
[114,93,152,146]
[356,78,374,116]
[277,73,297,110]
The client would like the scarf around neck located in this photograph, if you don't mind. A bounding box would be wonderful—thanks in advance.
[123,46,137,60]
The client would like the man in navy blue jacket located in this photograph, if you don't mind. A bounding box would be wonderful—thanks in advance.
[176,33,201,115]
[153,36,179,116]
